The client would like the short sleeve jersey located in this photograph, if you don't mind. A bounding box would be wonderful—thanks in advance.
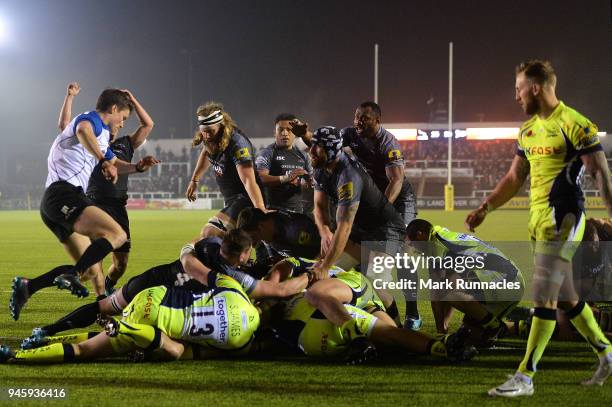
[207,130,260,200]
[255,143,312,211]
[269,210,320,258]
[428,225,520,278]
[46,111,114,190]
[516,102,602,210]
[313,152,404,233]
[341,126,413,199]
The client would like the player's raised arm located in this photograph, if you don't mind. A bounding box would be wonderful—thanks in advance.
[58,82,80,131]
[122,89,154,149]
[465,154,530,231]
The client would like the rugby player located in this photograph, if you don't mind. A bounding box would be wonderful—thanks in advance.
[342,101,421,330]
[1,272,261,364]
[268,283,475,363]
[185,102,266,237]
[19,230,307,349]
[507,218,612,342]
[255,113,313,213]
[236,207,321,277]
[9,88,140,320]
[406,219,524,347]
[58,83,158,297]
[309,126,405,322]
[465,60,612,396]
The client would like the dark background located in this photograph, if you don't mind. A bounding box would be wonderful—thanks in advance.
[0,0,610,185]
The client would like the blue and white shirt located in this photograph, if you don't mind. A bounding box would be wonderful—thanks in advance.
[45,111,114,190]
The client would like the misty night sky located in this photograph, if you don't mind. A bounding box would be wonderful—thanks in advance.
[0,0,610,164]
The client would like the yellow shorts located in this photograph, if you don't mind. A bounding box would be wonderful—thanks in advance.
[334,271,385,312]
[528,206,585,261]
[298,305,378,357]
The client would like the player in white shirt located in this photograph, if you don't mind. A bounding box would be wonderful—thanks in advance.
[9,88,136,321]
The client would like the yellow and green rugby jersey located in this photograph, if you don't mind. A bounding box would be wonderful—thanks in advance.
[517,101,601,210]
[155,274,260,351]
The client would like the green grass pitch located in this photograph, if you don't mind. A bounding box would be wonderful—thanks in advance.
[0,209,610,406]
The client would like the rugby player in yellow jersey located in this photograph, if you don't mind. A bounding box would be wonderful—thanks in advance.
[465,60,612,396]
[260,257,476,363]
[0,272,261,364]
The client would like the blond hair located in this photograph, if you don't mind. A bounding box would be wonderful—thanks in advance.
[192,101,238,154]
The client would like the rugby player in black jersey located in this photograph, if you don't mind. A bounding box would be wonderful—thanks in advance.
[309,126,406,323]
[255,113,313,213]
[342,101,421,329]
[186,102,266,238]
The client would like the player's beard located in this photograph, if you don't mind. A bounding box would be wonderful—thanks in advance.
[524,96,539,116]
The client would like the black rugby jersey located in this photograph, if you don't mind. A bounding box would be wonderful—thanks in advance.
[255,143,312,211]
[86,136,134,204]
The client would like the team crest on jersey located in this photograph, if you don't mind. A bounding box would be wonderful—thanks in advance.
[337,182,354,201]
[234,147,251,160]
[388,149,402,161]
[298,231,311,245]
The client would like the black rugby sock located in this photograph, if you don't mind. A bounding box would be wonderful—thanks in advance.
[73,238,114,274]
[42,301,101,336]
[28,265,73,295]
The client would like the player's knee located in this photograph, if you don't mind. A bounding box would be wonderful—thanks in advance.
[105,229,127,249]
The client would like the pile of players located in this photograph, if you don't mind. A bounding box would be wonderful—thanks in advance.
[2,59,612,398]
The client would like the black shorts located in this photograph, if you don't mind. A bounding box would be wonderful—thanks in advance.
[120,260,206,304]
[92,199,131,253]
[220,194,253,221]
[349,224,405,256]
[394,196,418,226]
[40,181,94,243]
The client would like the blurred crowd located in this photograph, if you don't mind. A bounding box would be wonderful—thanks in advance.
[1,140,610,200]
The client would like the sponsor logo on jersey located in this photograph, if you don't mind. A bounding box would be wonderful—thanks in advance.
[524,146,563,156]
[337,182,354,201]
[213,164,224,176]
[298,231,312,245]
[234,147,251,160]
[143,289,154,319]
[387,149,402,161]
[275,156,286,160]
[217,297,228,343]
